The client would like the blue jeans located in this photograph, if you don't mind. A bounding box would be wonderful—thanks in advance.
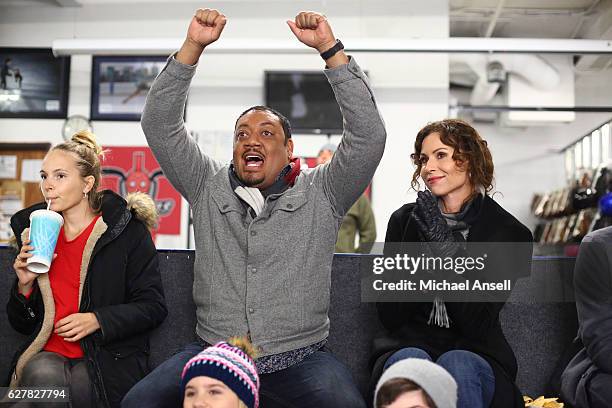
[384,347,495,408]
[122,342,365,408]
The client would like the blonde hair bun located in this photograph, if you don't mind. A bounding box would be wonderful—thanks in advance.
[71,130,104,158]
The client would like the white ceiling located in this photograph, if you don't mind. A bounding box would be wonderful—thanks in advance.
[2,0,608,39]
[449,0,612,77]
[3,0,611,72]
[451,0,602,38]
[2,0,609,126]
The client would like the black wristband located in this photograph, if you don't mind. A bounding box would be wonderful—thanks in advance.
[320,40,344,60]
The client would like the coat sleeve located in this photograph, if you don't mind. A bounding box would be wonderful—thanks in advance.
[141,54,224,205]
[92,222,167,344]
[6,278,43,335]
[574,234,612,373]
[319,57,386,217]
[376,207,424,331]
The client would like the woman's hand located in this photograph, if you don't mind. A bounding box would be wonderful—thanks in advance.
[13,239,38,295]
[55,312,101,342]
[412,191,459,259]
[413,191,454,241]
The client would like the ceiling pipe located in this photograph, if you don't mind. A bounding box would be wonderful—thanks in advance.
[470,77,501,107]
[55,0,82,6]
[455,54,561,105]
[484,0,506,37]
[570,0,601,38]
[452,1,601,17]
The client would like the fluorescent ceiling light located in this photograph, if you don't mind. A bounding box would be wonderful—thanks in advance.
[52,37,612,56]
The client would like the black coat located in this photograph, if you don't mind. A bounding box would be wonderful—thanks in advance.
[561,226,612,407]
[6,190,167,408]
[371,195,533,408]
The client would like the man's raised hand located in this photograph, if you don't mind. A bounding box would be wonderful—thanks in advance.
[177,8,227,65]
[287,12,348,67]
[188,8,227,48]
[287,12,336,53]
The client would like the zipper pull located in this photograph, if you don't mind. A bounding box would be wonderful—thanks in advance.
[27,307,35,318]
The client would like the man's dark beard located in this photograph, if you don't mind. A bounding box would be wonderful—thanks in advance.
[239,172,265,187]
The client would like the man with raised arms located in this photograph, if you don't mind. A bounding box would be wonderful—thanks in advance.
[122,8,386,407]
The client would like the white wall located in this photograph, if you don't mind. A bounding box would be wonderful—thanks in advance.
[447,55,612,230]
[0,0,450,248]
[3,1,612,245]
[454,64,612,230]
[3,1,612,247]
[470,112,611,230]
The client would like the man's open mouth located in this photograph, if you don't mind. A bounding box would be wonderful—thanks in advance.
[244,154,265,168]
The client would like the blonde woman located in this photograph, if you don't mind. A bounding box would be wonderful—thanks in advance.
[7,131,167,407]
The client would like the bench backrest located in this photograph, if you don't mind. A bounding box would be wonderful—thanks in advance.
[0,247,577,397]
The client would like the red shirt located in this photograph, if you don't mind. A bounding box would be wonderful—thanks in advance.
[44,215,100,358]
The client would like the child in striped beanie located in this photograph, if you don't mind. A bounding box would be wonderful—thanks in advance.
[181,337,260,408]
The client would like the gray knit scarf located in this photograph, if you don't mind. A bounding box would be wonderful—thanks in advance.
[428,193,483,328]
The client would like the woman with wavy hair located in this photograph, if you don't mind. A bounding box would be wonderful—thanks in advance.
[371,119,533,408]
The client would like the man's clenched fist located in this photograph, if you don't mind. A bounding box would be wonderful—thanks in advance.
[287,12,336,53]
[188,8,227,48]
[177,8,226,65]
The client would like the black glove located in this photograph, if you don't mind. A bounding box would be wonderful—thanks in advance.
[412,190,460,259]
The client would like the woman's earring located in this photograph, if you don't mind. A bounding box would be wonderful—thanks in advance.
[83,192,88,199]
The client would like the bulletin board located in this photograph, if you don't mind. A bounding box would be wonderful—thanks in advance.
[0,143,50,242]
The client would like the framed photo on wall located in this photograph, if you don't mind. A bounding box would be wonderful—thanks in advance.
[0,48,70,119]
[90,55,168,121]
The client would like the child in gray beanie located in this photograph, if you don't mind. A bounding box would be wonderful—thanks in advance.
[375,358,458,408]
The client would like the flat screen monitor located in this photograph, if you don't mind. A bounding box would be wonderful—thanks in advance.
[265,71,343,135]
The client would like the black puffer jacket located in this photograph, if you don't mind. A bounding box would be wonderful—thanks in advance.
[6,190,167,408]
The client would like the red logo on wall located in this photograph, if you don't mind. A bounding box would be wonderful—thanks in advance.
[100,147,181,237]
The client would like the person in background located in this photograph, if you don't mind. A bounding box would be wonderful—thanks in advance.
[7,130,167,407]
[375,358,457,408]
[182,337,259,408]
[561,226,612,408]
[1,57,12,90]
[317,143,376,253]
[14,68,23,89]
[371,119,533,408]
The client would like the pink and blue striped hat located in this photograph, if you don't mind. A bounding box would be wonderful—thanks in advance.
[181,340,260,408]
